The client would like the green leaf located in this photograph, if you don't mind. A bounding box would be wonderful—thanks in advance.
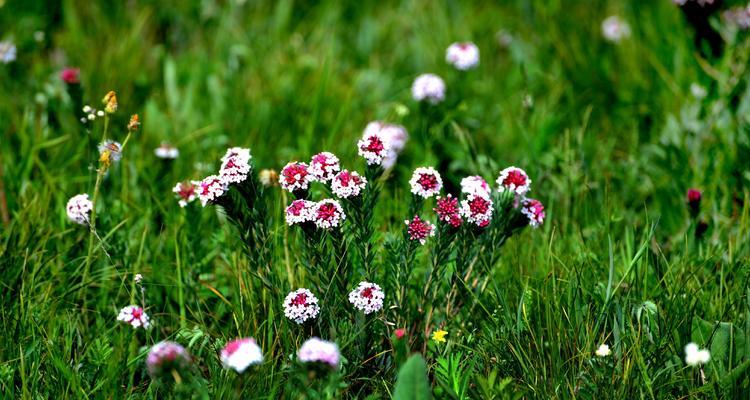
[393,354,432,400]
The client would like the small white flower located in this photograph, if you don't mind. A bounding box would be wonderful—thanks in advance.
[66,194,93,225]
[409,167,443,198]
[96,110,105,117]
[411,73,446,104]
[0,41,17,64]
[134,273,143,284]
[348,282,385,314]
[684,342,711,367]
[297,337,340,369]
[117,305,151,329]
[446,42,480,70]
[595,344,611,357]
[83,105,92,113]
[87,114,96,121]
[283,288,320,324]
[220,337,263,373]
[690,83,707,99]
[154,143,179,159]
[602,16,631,43]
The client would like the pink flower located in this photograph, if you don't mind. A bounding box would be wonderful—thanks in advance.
[363,121,408,168]
[196,175,228,206]
[280,161,314,192]
[313,199,346,229]
[394,328,406,339]
[496,166,531,196]
[283,288,320,324]
[172,181,197,207]
[146,341,190,378]
[285,199,315,226]
[220,337,263,373]
[409,167,443,198]
[309,152,341,183]
[460,175,490,197]
[412,73,446,104]
[357,129,392,166]
[117,305,151,329]
[460,194,494,227]
[298,337,340,369]
[446,42,480,70]
[219,147,252,185]
[521,198,545,228]
[348,282,385,314]
[405,215,436,245]
[331,170,367,199]
[434,195,462,228]
[60,67,80,84]
[66,194,93,225]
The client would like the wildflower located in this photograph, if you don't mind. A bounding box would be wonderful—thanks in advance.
[196,175,227,207]
[279,161,314,193]
[459,194,494,227]
[363,121,406,168]
[520,198,546,228]
[348,282,385,314]
[298,337,340,369]
[66,194,93,225]
[331,170,367,199]
[309,152,341,183]
[60,67,80,84]
[687,188,701,217]
[394,328,406,339]
[431,329,448,343]
[285,199,315,225]
[405,215,436,245]
[723,6,750,30]
[134,273,143,284]
[220,337,263,373]
[446,42,480,70]
[460,175,490,197]
[117,305,151,329]
[283,288,320,324]
[595,344,611,357]
[127,114,140,131]
[173,181,197,207]
[146,341,191,378]
[434,195,462,228]
[155,143,179,159]
[690,83,707,99]
[411,73,446,104]
[684,343,711,367]
[357,129,392,166]
[674,0,715,6]
[312,199,346,230]
[0,41,16,64]
[259,169,278,187]
[409,167,443,199]
[98,140,122,165]
[496,166,531,196]
[102,91,117,113]
[219,147,252,185]
[601,16,631,43]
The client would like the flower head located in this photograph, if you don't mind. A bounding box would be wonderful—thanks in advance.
[460,175,490,197]
[409,167,443,198]
[357,129,392,166]
[595,344,611,357]
[363,122,407,168]
[459,194,494,227]
[331,170,367,199]
[280,161,314,192]
[285,199,315,226]
[309,152,341,183]
[117,305,151,329]
[601,16,631,43]
[0,41,17,64]
[146,341,190,378]
[394,328,406,339]
[196,175,227,206]
[60,67,80,84]
[173,181,197,207]
[431,329,448,343]
[684,343,711,367]
[220,147,252,185]
[220,337,263,373]
[66,194,93,225]
[405,215,436,245]
[298,337,340,369]
[102,91,118,114]
[434,195,462,228]
[283,288,320,324]
[259,169,278,187]
[446,42,480,70]
[98,140,122,166]
[496,166,531,196]
[687,188,701,217]
[313,199,346,230]
[348,282,385,314]
[155,143,179,159]
[134,273,143,284]
[127,114,140,132]
[521,198,545,228]
[412,73,446,104]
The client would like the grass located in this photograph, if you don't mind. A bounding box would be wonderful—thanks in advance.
[2,0,750,398]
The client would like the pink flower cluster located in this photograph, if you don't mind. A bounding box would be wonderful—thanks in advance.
[409,167,443,198]
[180,146,253,208]
[146,341,191,378]
[434,195,462,228]
[280,161,314,192]
[331,170,367,198]
[220,337,263,373]
[172,181,197,207]
[360,121,408,168]
[297,337,340,369]
[405,215,436,245]
[285,198,346,230]
[220,147,252,184]
[117,305,151,329]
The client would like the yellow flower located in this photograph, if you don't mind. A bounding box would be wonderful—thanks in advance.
[102,91,118,114]
[431,329,448,343]
[127,114,140,131]
[99,149,111,168]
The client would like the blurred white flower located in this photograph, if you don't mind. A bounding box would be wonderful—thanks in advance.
[155,143,179,159]
[220,337,263,373]
[684,342,710,366]
[595,344,611,357]
[690,83,707,99]
[0,41,16,64]
[446,42,480,70]
[411,73,446,104]
[602,16,631,43]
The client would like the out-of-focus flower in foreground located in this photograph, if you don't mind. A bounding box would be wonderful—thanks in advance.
[146,341,191,378]
[155,143,179,160]
[298,337,340,369]
[259,169,278,187]
[411,73,446,104]
[595,344,611,357]
[601,16,631,43]
[684,342,711,367]
[220,337,263,373]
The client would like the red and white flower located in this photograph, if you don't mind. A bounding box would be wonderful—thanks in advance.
[220,147,252,184]
[312,199,346,230]
[66,194,93,225]
[348,282,385,314]
[521,198,545,228]
[411,73,446,104]
[409,167,443,198]
[460,175,490,197]
[357,129,392,166]
[446,42,480,70]
[172,181,197,207]
[220,337,263,373]
[309,152,341,183]
[285,199,315,226]
[364,121,408,169]
[331,170,367,198]
[434,195,462,228]
[496,166,531,196]
[283,288,320,324]
[298,337,340,369]
[460,194,494,227]
[405,215,436,245]
[146,341,190,378]
[196,175,228,206]
[280,161,314,192]
[117,305,151,329]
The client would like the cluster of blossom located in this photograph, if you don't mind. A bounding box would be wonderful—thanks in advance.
[359,121,408,168]
[98,140,123,165]
[60,67,80,84]
[411,73,446,104]
[283,288,321,324]
[172,181,197,207]
[298,337,340,369]
[81,105,105,124]
[66,194,93,225]
[146,341,191,378]
[117,305,151,329]
[409,167,443,198]
[155,142,179,159]
[179,147,253,208]
[684,342,711,367]
[723,5,750,30]
[220,337,263,373]
[348,281,385,314]
[285,198,346,230]
[434,195,462,228]
[496,166,545,227]
[331,170,367,198]
[446,42,480,70]
[405,215,436,245]
[601,16,631,43]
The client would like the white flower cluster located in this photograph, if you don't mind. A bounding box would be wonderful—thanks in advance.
[285,199,315,226]
[361,121,408,168]
[684,343,711,367]
[283,288,320,324]
[155,143,179,159]
[496,166,531,196]
[66,194,93,225]
[312,199,346,230]
[196,175,228,206]
[348,282,385,314]
[357,129,392,166]
[411,73,446,104]
[446,42,480,70]
[220,337,263,373]
[219,147,252,185]
[460,175,490,197]
[280,161,315,192]
[309,152,341,183]
[297,337,340,369]
[81,105,105,124]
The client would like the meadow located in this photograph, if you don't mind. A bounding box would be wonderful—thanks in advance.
[1,0,750,398]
